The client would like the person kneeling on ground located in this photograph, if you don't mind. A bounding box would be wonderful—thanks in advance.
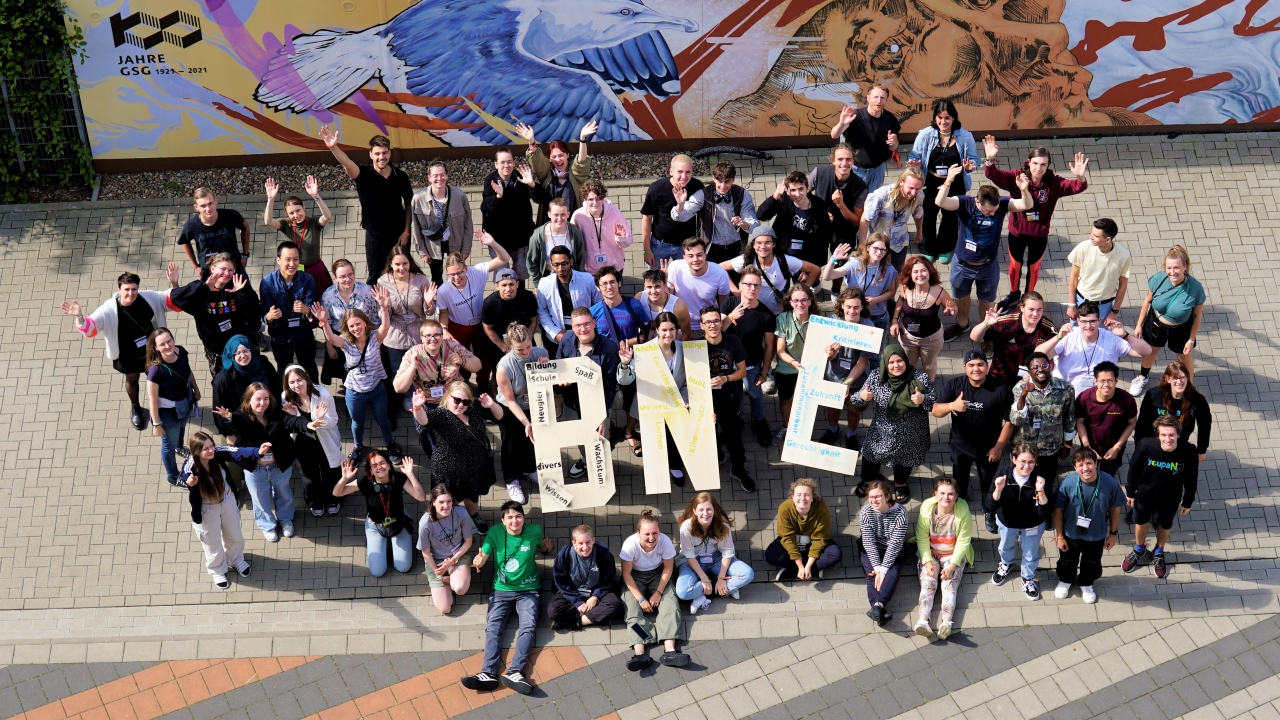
[461,501,553,695]
[621,509,690,671]
[417,484,477,615]
[1053,447,1125,603]
[766,479,842,580]
[549,525,622,631]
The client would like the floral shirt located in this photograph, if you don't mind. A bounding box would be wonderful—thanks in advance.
[320,283,381,333]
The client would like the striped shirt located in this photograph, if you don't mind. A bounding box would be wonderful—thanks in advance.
[858,503,909,572]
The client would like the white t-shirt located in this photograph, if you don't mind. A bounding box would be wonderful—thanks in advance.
[729,254,804,314]
[678,518,737,560]
[1052,328,1131,394]
[863,186,924,253]
[546,231,570,261]
[619,533,676,572]
[435,262,488,327]
[667,260,731,330]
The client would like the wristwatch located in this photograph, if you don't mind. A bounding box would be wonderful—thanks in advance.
[1108,530,1118,536]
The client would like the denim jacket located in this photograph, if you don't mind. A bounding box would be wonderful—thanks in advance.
[259,270,317,342]
[536,270,602,338]
[909,127,981,192]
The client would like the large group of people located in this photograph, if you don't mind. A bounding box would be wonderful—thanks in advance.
[61,90,1215,695]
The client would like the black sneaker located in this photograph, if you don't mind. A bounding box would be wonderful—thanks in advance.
[1122,546,1148,573]
[732,467,756,493]
[817,429,839,445]
[386,442,405,465]
[991,561,1012,586]
[568,459,587,479]
[996,290,1022,315]
[1024,578,1041,601]
[626,653,652,672]
[500,670,533,695]
[877,606,893,626]
[461,672,500,691]
[845,432,860,450]
[943,323,969,342]
[1153,552,1168,579]
[774,566,797,582]
[753,420,772,448]
[718,445,728,466]
[347,445,364,462]
[471,512,489,534]
[984,513,998,534]
[660,651,690,668]
[130,405,146,431]
[670,470,685,487]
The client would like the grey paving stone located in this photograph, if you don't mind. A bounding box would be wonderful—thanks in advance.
[0,687,24,720]
[292,683,331,715]
[817,705,853,720]
[997,633,1037,665]
[14,678,46,710]
[783,688,830,718]
[1083,685,1126,715]
[1190,667,1231,703]
[577,683,615,718]
[817,677,860,706]
[1152,687,1192,718]
[1175,678,1213,710]
[223,682,269,711]
[1127,694,1167,720]
[1234,649,1274,683]
[1180,646,1222,675]
[268,693,306,720]
[1146,657,1191,687]
[886,675,927,710]
[866,687,903,718]
[181,694,232,720]
[1214,657,1254,693]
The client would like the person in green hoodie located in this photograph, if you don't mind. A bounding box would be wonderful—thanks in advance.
[914,477,974,640]
[765,479,843,581]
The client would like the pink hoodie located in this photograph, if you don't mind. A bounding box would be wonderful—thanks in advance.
[571,199,634,273]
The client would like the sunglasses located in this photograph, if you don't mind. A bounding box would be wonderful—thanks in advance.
[452,396,471,407]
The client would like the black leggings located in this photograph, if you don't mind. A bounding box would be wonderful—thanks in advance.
[922,178,964,257]
[861,461,914,485]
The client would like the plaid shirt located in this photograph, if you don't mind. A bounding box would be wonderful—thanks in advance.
[1009,376,1076,457]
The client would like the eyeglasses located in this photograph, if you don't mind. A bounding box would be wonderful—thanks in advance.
[791,298,811,305]
[446,269,468,278]
[1078,318,1100,325]
[452,397,471,407]
[422,333,443,340]
[868,246,888,254]
[1029,363,1051,371]
[598,279,619,287]
[702,318,722,326]
[550,261,572,269]
[739,281,761,289]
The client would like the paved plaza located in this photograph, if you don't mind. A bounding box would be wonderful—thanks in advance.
[1,131,1280,719]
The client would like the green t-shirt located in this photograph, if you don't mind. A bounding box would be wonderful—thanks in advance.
[1147,272,1205,326]
[774,311,809,375]
[480,524,543,592]
[275,215,324,267]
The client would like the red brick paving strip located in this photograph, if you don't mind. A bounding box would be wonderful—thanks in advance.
[11,656,320,720]
[306,646,587,720]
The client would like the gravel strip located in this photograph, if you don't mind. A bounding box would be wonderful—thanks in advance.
[18,152,716,203]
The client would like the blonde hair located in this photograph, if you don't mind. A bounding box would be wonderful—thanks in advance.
[788,478,819,501]
[192,187,215,202]
[670,154,693,168]
[506,322,531,345]
[855,231,892,273]
[1165,245,1192,273]
[442,380,472,401]
[889,167,925,213]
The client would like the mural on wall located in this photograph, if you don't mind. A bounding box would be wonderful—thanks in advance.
[67,0,1280,160]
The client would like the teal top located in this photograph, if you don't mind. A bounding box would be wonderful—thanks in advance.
[1148,272,1205,326]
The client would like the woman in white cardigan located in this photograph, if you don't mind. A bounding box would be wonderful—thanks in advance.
[61,266,174,430]
[282,365,345,517]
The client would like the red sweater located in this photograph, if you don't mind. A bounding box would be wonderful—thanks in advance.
[984,164,1087,238]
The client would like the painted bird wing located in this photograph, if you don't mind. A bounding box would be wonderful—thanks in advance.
[549,30,683,99]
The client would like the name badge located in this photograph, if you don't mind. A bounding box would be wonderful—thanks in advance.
[796,534,811,546]
[595,254,607,265]
[134,336,148,348]
[905,323,921,335]
[792,239,805,251]
[218,319,233,333]
[934,166,949,175]
[287,317,301,328]
[1032,419,1042,430]
[1075,516,1092,530]
[1025,211,1040,222]
[429,385,444,399]
[965,240,978,252]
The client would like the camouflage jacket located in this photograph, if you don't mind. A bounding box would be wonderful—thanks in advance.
[1009,376,1076,457]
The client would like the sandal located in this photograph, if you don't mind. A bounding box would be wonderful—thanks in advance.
[627,436,643,457]
[894,483,910,503]
[855,480,869,498]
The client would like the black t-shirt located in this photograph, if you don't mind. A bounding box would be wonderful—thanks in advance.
[116,298,156,361]
[556,280,574,325]
[168,280,261,355]
[145,346,193,401]
[810,166,868,244]
[481,289,539,340]
[706,334,747,405]
[359,474,408,534]
[786,203,820,254]
[719,295,776,367]
[355,164,414,236]
[640,177,706,244]
[935,376,1014,457]
[841,109,901,168]
[178,210,246,274]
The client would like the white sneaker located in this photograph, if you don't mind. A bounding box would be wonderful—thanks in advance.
[1081,585,1098,604]
[1130,374,1149,396]
[506,479,526,504]
[263,529,280,543]
[761,378,777,395]
[914,618,933,637]
[937,620,953,640]
[1054,581,1072,600]
[730,589,740,600]
[689,597,711,615]
[281,521,295,538]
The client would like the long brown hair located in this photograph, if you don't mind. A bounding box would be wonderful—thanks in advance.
[144,328,176,368]
[238,382,277,416]
[677,492,733,543]
[382,244,423,277]
[187,431,227,503]
[1159,361,1198,427]
[282,366,318,408]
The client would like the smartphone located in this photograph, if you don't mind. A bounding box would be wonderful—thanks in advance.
[630,624,652,642]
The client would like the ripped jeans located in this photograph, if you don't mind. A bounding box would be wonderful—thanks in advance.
[918,558,966,627]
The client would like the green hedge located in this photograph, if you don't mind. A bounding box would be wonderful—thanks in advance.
[0,0,93,203]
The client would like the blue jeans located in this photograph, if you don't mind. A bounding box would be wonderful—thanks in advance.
[743,365,766,421]
[345,384,395,448]
[650,239,685,263]
[364,518,413,577]
[674,552,755,600]
[997,518,1044,580]
[482,590,540,675]
[1075,292,1115,323]
[244,464,295,533]
[156,407,187,481]
[853,164,887,192]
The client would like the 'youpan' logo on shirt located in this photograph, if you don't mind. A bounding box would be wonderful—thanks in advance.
[1147,459,1183,473]
[111,11,203,49]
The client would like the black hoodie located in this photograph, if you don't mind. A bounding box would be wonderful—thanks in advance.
[1127,437,1199,508]
[990,463,1055,529]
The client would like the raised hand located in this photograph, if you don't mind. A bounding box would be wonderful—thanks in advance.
[1069,152,1089,179]
[1016,172,1031,191]
[579,120,598,142]
[264,177,279,199]
[166,261,180,285]
[859,386,874,402]
[310,303,329,325]
[984,306,1001,326]
[614,222,627,237]
[282,400,299,416]
[910,385,926,406]
[982,134,999,159]
[372,284,391,309]
[885,131,898,148]
[951,397,968,413]
[618,342,633,365]
[516,164,536,187]
[514,122,536,143]
[265,306,283,322]
[340,457,357,479]
[729,302,747,322]
[831,188,844,207]
[672,186,687,205]
[478,393,495,409]
[838,105,858,125]
[945,164,963,182]
[422,281,438,308]
[962,158,976,172]
[993,475,1006,494]
[490,179,504,199]
[400,456,415,474]
[832,243,852,262]
[1035,476,1046,493]
[212,406,232,419]
[1106,318,1127,336]
[60,300,81,317]
[476,229,496,246]
[1058,322,1074,336]
[773,182,787,200]
[305,175,320,197]
[319,126,339,148]
[942,299,957,316]
[230,274,249,293]
[826,341,841,359]
[313,401,328,421]
[412,388,427,411]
